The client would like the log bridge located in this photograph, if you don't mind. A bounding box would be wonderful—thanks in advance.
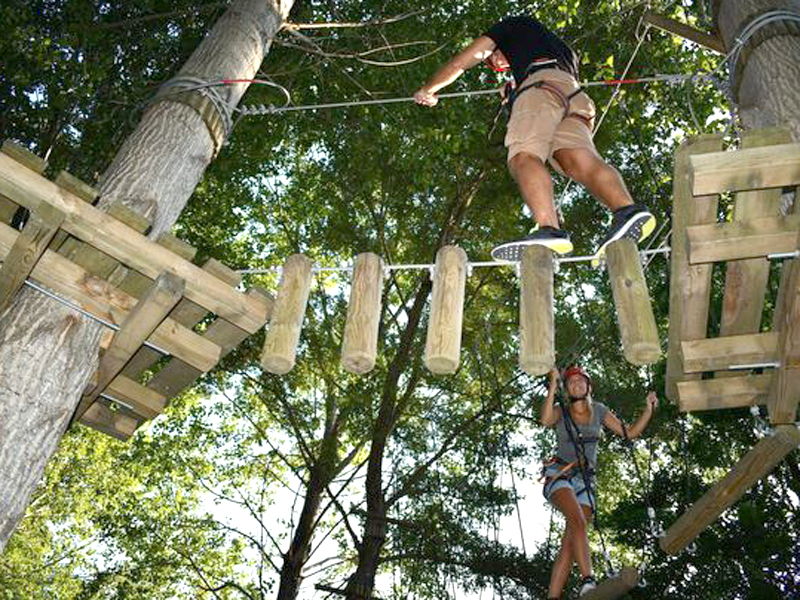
[662,128,800,554]
[0,141,273,440]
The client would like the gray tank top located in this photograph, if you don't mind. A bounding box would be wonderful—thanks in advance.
[555,402,609,469]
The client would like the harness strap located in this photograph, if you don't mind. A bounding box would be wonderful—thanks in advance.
[508,80,587,121]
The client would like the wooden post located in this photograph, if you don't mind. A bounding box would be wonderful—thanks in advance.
[0,203,64,314]
[424,245,467,375]
[341,252,383,374]
[261,254,313,374]
[606,238,661,365]
[519,245,554,376]
[581,567,640,600]
[660,424,800,555]
[643,10,725,53]
[768,255,800,424]
[666,135,724,402]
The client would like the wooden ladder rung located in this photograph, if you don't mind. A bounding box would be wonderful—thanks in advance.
[681,332,778,373]
[677,373,772,412]
[687,215,800,264]
[689,142,800,196]
[80,402,139,441]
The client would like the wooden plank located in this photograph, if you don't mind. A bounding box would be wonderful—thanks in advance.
[50,171,100,251]
[0,203,65,314]
[581,567,640,600]
[643,10,725,53]
[719,129,794,340]
[0,152,268,332]
[75,271,185,421]
[146,287,270,400]
[59,201,150,280]
[687,215,800,264]
[768,256,800,424]
[689,143,800,196]
[121,258,244,382]
[0,142,47,226]
[660,425,800,554]
[104,375,167,420]
[666,134,724,402]
[1,141,47,173]
[677,373,772,411]
[681,332,778,373]
[79,401,139,441]
[0,221,220,371]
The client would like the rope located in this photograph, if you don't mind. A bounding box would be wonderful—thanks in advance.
[237,247,671,275]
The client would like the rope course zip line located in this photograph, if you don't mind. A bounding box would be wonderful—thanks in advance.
[237,247,672,276]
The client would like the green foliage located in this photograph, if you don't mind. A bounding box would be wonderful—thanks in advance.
[2,1,799,599]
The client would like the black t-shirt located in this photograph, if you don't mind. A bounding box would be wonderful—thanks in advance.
[484,16,578,85]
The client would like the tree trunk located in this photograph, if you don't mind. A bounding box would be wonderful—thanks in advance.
[715,0,800,140]
[277,400,341,600]
[0,0,293,554]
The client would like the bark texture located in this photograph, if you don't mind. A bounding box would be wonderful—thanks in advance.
[715,0,800,140]
[0,0,293,554]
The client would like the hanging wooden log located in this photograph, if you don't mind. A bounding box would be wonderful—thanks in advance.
[660,424,800,555]
[581,567,640,600]
[341,252,383,374]
[519,245,554,376]
[606,238,661,365]
[424,245,467,374]
[261,253,313,374]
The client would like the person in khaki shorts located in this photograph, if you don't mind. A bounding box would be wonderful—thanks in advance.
[414,15,655,262]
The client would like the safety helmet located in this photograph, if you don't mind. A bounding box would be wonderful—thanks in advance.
[562,365,591,390]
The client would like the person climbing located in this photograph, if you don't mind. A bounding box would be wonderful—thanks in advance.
[413,15,656,262]
[539,365,657,599]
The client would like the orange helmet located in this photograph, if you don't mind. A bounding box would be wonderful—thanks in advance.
[562,365,591,390]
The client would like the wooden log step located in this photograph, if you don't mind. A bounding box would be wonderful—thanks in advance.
[686,215,800,264]
[677,373,772,412]
[581,567,640,600]
[660,425,800,555]
[340,252,383,374]
[0,220,221,372]
[262,254,313,374]
[519,245,555,376]
[681,332,778,373]
[606,238,661,365]
[0,152,268,332]
[80,401,139,441]
[0,203,65,314]
[690,142,800,196]
[74,271,186,421]
[424,245,468,374]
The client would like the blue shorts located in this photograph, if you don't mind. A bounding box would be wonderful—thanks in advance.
[542,465,596,509]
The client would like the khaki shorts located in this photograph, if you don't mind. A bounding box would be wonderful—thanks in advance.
[505,68,599,175]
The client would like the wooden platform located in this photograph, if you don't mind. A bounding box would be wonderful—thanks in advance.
[0,142,273,440]
[662,128,800,554]
[666,128,800,422]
